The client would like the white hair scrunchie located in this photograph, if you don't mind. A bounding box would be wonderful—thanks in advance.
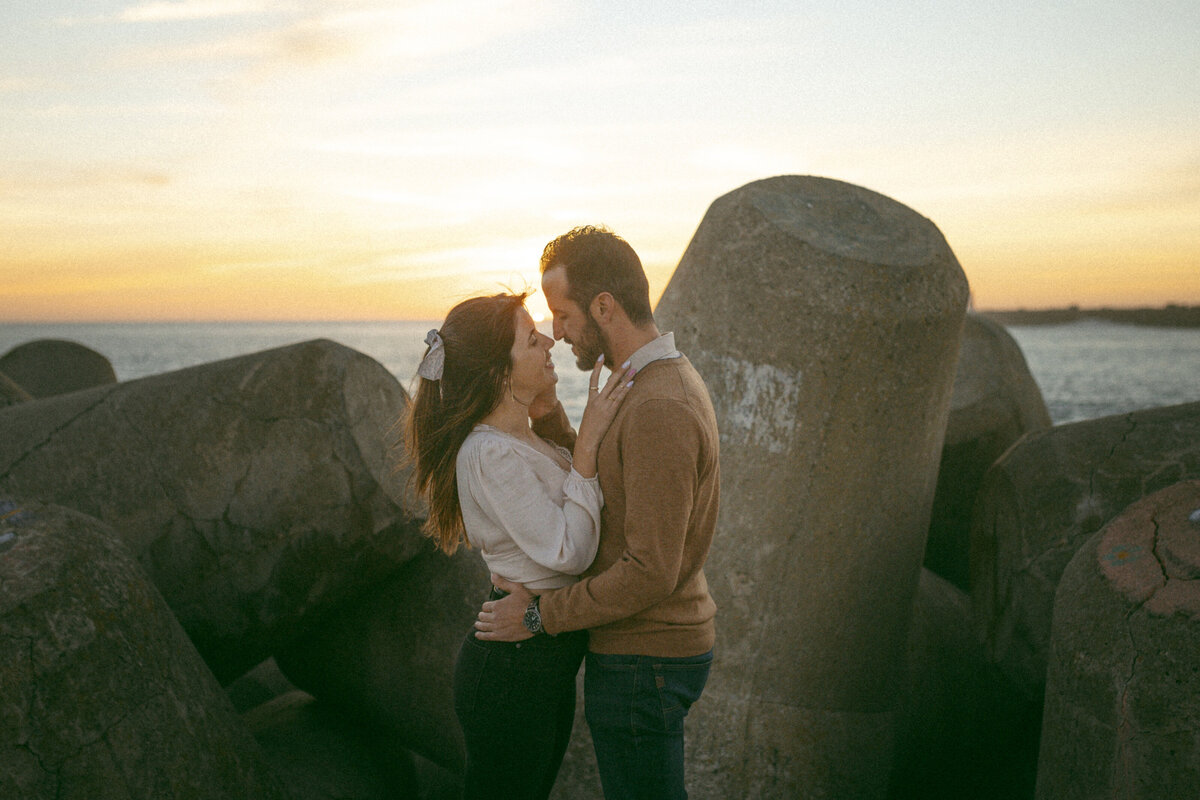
[417,329,445,380]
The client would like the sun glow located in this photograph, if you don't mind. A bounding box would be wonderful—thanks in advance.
[526,293,550,324]
[1,3,1195,320]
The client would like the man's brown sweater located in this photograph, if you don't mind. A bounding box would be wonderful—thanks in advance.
[534,352,719,657]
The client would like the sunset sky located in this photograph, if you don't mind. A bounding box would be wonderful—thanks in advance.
[3,1,1197,322]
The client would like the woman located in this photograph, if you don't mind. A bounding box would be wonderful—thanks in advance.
[405,291,634,799]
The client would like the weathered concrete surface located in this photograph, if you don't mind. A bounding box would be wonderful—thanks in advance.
[654,175,969,798]
[226,657,299,714]
[275,541,486,776]
[244,690,460,799]
[0,369,32,407]
[969,399,1200,700]
[926,313,1050,590]
[0,500,288,800]
[889,569,1031,800]
[244,691,401,800]
[1036,480,1200,800]
[0,338,117,398]
[0,339,424,682]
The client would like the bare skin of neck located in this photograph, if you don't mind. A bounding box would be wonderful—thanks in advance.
[479,389,571,471]
[598,301,660,369]
[606,323,660,367]
[480,387,539,441]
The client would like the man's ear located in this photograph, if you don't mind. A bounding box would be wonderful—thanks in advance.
[589,291,616,323]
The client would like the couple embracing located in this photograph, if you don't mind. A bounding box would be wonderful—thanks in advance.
[405,226,719,800]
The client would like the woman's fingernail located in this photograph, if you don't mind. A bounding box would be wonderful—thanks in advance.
[626,381,634,388]
[597,354,605,363]
[622,359,631,369]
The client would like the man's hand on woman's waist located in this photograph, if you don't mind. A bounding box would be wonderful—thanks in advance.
[475,573,536,642]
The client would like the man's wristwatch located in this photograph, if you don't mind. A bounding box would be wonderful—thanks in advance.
[523,596,544,635]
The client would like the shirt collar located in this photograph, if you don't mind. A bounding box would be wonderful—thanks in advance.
[627,332,681,373]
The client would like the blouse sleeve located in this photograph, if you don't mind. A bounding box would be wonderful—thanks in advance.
[460,436,601,575]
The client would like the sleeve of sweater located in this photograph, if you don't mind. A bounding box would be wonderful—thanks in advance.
[459,436,601,575]
[540,398,701,633]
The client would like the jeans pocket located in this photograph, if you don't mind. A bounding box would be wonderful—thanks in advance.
[651,653,713,728]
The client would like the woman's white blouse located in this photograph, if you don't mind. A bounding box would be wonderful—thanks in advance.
[456,424,602,590]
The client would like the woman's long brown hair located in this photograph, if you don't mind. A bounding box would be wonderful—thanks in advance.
[405,291,530,554]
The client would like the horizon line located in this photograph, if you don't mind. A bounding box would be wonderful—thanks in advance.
[3,302,1199,325]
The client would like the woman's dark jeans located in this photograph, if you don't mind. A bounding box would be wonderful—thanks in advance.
[583,650,713,800]
[453,627,586,800]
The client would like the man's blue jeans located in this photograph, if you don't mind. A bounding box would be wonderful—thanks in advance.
[583,650,713,800]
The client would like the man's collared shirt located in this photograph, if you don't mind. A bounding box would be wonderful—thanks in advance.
[627,332,681,373]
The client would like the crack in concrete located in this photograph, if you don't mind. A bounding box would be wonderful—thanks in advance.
[1112,512,1169,791]
[13,740,58,784]
[209,394,316,427]
[329,442,369,506]
[1084,414,1137,534]
[4,633,59,791]
[0,388,116,482]
[114,403,182,515]
[1143,515,1171,607]
[1114,613,1141,794]
[44,687,168,798]
[2,631,39,735]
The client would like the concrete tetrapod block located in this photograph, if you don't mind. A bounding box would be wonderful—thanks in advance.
[225,657,300,713]
[969,399,1200,700]
[0,500,288,800]
[244,690,460,800]
[0,338,117,398]
[889,569,1030,800]
[927,313,1050,591]
[0,369,33,408]
[0,339,424,682]
[1036,480,1200,800]
[274,541,487,778]
[244,691,402,800]
[655,175,969,798]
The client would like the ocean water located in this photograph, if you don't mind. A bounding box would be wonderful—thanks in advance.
[1,319,1196,426]
[0,320,595,422]
[1004,320,1200,424]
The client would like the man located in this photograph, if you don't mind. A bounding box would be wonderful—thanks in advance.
[474,225,719,800]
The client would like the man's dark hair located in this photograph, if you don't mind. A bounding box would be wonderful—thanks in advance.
[539,225,654,325]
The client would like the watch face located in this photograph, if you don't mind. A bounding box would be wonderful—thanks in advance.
[523,604,542,633]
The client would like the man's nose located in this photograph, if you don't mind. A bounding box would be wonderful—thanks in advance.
[552,319,565,340]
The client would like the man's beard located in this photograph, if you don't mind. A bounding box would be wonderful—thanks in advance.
[571,315,608,371]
